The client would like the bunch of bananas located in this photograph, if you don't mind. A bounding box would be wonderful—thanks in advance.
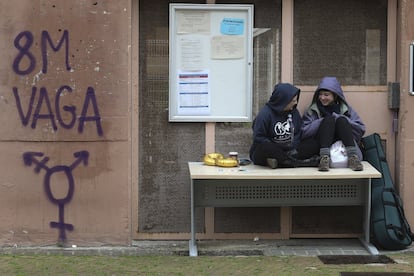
[203,153,238,167]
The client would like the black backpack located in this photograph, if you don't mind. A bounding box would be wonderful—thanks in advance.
[361,133,414,250]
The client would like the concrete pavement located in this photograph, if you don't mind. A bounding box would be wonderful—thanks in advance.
[1,239,413,257]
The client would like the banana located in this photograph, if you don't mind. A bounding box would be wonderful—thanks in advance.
[203,153,224,166]
[216,158,238,167]
[203,153,238,167]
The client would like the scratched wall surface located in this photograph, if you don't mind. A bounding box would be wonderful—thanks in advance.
[138,0,206,233]
[1,0,413,246]
[0,1,131,245]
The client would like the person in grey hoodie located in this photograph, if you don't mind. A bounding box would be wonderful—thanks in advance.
[299,76,365,171]
[249,83,319,169]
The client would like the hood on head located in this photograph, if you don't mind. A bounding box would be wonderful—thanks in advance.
[312,76,346,103]
[266,83,300,114]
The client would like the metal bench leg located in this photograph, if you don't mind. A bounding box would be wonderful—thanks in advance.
[361,178,379,255]
[189,180,198,256]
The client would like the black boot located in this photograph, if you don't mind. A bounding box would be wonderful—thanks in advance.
[279,158,295,168]
[266,158,278,169]
[281,155,320,168]
[287,149,298,159]
[293,155,320,167]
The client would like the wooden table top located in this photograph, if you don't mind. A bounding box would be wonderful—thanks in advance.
[188,161,382,180]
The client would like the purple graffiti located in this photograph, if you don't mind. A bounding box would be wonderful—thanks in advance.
[13,30,71,76]
[56,85,76,129]
[12,86,103,136]
[78,87,103,136]
[11,29,104,136]
[23,151,89,244]
[41,30,71,74]
[12,31,36,75]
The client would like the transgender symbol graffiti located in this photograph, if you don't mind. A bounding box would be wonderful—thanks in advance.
[23,151,89,244]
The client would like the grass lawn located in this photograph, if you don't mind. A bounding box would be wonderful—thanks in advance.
[1,253,414,275]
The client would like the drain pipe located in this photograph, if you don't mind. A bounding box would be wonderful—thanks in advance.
[388,82,400,192]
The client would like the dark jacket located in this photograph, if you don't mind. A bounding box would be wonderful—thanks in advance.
[249,83,302,162]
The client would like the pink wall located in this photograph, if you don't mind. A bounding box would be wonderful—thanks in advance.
[0,1,132,246]
[398,0,414,226]
[1,0,414,246]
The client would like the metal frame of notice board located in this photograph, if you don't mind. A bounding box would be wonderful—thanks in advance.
[410,42,414,95]
[169,4,253,122]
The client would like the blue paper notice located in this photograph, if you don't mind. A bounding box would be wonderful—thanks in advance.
[220,18,244,35]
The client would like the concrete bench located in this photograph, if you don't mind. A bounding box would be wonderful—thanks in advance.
[188,161,382,256]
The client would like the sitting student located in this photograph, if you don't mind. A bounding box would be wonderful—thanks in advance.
[298,76,365,171]
[249,83,318,169]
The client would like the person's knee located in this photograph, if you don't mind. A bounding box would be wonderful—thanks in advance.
[323,115,335,124]
[320,115,335,128]
[335,116,350,127]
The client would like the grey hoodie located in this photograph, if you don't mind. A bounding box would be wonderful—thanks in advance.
[301,76,366,143]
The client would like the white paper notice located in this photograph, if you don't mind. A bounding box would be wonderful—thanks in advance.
[180,38,204,71]
[176,11,210,34]
[211,36,244,59]
[177,71,210,115]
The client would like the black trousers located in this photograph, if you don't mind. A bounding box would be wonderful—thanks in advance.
[251,142,289,166]
[297,116,355,159]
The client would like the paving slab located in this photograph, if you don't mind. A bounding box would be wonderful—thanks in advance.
[0,239,412,257]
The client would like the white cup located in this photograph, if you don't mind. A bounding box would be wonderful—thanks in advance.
[229,151,238,161]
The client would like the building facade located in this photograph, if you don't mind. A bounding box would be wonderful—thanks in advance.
[1,0,414,246]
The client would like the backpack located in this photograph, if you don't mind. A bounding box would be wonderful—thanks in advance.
[361,133,414,250]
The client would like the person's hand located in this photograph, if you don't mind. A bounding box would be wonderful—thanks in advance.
[332,112,341,119]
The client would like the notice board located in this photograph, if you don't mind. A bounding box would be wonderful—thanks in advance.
[169,4,253,122]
